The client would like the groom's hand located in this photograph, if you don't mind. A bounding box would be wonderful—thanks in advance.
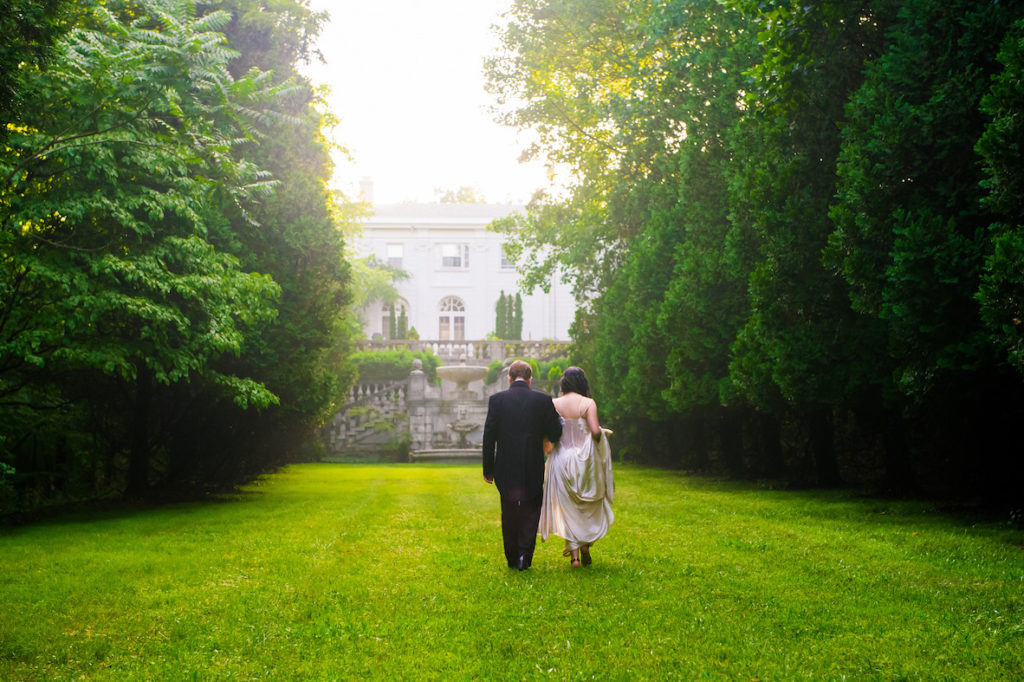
[484,475,493,484]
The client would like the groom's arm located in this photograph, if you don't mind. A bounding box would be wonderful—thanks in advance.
[542,395,563,443]
[482,394,499,483]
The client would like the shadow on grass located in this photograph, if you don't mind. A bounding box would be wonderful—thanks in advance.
[0,485,269,533]
[4,462,1021,544]
[616,464,1024,541]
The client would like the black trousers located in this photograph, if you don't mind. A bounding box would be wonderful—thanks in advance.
[500,492,542,567]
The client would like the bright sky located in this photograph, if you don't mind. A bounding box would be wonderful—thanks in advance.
[303,0,547,205]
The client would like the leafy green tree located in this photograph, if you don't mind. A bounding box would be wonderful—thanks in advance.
[348,254,408,312]
[593,204,678,454]
[172,0,358,480]
[490,0,748,468]
[829,0,1010,395]
[1,0,289,497]
[488,0,1024,500]
[491,0,767,471]
[828,0,1024,492]
[0,0,75,126]
[727,0,898,485]
[630,0,769,475]
[487,0,672,304]
[976,19,1024,374]
[0,0,361,507]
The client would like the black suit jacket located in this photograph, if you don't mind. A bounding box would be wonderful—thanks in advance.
[482,380,563,500]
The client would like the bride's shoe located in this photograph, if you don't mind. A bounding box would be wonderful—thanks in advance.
[580,546,592,566]
[570,557,581,567]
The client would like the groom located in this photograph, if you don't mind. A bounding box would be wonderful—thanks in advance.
[482,360,563,571]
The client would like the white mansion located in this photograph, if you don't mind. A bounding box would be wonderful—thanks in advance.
[354,202,576,342]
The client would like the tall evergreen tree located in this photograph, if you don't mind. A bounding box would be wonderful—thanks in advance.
[496,290,508,338]
[167,0,356,484]
[976,19,1024,375]
[829,0,1024,494]
[397,305,408,339]
[727,0,896,486]
[513,293,523,340]
[483,0,1024,503]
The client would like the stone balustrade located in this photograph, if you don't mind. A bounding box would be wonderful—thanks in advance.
[326,339,573,457]
[345,380,408,405]
[354,338,572,363]
[325,379,408,452]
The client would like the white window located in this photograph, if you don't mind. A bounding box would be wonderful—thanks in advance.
[439,243,470,269]
[438,296,466,341]
[386,243,403,269]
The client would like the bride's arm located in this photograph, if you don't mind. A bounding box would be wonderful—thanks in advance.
[586,399,602,441]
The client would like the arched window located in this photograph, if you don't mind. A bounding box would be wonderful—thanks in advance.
[438,296,466,341]
[381,299,410,339]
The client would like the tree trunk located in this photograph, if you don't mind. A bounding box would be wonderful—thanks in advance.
[719,407,745,477]
[881,408,915,492]
[54,435,69,495]
[757,411,786,478]
[687,413,709,471]
[808,408,842,487]
[125,365,153,498]
[853,392,915,493]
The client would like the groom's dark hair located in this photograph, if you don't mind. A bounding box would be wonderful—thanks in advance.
[509,360,532,381]
[560,366,591,397]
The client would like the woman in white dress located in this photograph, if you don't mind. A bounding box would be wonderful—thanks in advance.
[540,366,614,568]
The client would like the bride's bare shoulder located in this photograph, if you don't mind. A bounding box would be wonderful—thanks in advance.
[552,392,573,414]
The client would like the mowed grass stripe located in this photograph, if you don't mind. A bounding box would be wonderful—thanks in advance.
[1,463,1021,680]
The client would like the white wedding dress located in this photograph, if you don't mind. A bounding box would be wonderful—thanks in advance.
[539,411,614,555]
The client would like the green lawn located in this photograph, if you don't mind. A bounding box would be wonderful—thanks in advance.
[1,463,1022,680]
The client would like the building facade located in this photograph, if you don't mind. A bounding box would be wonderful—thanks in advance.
[355,203,576,341]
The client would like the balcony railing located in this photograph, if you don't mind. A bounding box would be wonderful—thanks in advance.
[354,339,572,363]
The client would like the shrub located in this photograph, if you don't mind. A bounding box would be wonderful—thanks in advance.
[538,356,570,393]
[350,349,440,383]
[485,359,504,385]
[483,356,571,391]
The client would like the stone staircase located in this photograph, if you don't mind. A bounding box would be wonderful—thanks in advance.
[325,380,409,453]
[325,339,573,458]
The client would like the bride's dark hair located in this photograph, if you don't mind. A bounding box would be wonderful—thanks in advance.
[559,366,591,398]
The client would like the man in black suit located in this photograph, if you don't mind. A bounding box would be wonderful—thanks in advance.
[483,359,563,571]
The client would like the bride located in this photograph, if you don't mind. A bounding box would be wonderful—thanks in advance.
[540,366,614,567]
